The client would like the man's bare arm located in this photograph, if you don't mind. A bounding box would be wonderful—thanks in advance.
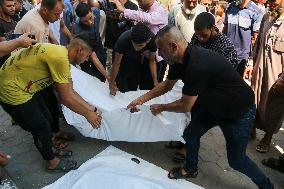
[150,94,198,115]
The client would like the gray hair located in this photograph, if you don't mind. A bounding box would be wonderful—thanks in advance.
[155,25,186,44]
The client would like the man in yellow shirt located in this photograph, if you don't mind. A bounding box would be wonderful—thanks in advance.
[0,32,102,172]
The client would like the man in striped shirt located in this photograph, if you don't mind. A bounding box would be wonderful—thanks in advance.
[191,12,238,67]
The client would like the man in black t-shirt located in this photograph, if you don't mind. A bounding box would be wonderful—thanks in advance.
[128,25,274,189]
[109,23,159,95]
[0,0,17,67]
[0,0,16,37]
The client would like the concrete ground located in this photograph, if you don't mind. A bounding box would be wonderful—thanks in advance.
[0,105,283,189]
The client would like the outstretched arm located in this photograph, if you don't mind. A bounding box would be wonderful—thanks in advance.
[55,80,102,128]
[127,79,177,111]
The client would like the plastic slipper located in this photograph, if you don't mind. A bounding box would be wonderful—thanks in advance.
[168,166,198,179]
[47,159,77,173]
[262,158,284,173]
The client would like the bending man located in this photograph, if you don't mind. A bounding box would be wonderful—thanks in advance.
[128,25,274,189]
[0,32,101,172]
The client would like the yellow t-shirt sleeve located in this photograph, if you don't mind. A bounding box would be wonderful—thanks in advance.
[46,47,71,84]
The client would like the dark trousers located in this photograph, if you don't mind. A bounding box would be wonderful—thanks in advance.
[116,56,155,93]
[236,59,247,77]
[183,105,272,189]
[1,86,59,161]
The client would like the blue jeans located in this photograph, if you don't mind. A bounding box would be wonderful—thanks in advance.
[183,105,272,189]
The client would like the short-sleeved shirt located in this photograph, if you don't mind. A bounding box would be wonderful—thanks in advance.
[14,8,50,43]
[190,31,238,67]
[0,18,17,67]
[167,45,254,120]
[0,18,17,36]
[224,1,263,61]
[173,5,206,42]
[114,29,157,60]
[0,43,71,105]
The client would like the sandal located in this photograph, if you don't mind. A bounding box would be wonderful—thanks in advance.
[168,166,198,179]
[172,151,186,163]
[262,158,284,173]
[54,131,75,141]
[54,149,73,158]
[165,141,184,149]
[256,139,270,153]
[47,159,77,173]
[52,138,69,150]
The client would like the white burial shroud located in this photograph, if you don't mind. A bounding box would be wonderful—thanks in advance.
[43,146,204,189]
[62,66,191,142]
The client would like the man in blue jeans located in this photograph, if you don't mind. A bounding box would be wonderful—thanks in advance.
[128,25,274,189]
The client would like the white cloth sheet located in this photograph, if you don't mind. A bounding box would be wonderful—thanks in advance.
[63,66,191,142]
[43,146,204,189]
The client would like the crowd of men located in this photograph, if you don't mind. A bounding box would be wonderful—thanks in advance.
[0,0,283,188]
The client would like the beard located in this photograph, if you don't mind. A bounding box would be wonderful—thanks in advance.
[182,2,196,15]
[164,52,179,65]
[3,10,15,17]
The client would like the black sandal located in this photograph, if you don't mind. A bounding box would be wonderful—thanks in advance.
[54,149,73,158]
[47,159,77,173]
[172,151,186,163]
[262,158,284,173]
[168,166,198,179]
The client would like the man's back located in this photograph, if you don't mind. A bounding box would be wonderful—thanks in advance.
[0,43,70,105]
[168,45,254,119]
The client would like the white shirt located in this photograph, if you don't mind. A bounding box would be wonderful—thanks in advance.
[174,6,205,42]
